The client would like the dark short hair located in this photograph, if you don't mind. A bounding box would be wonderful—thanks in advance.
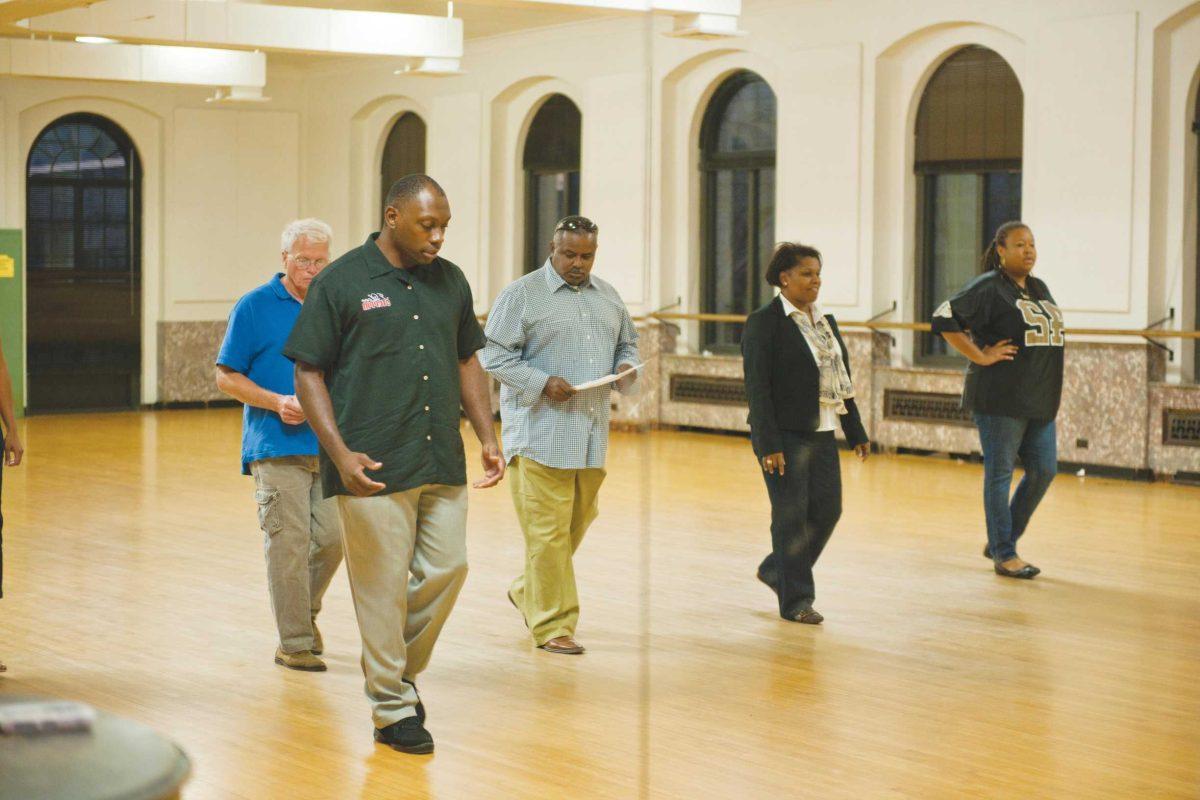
[384,174,446,211]
[765,242,822,287]
[553,215,598,238]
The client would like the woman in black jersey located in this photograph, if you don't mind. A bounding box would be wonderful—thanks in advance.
[930,221,1064,579]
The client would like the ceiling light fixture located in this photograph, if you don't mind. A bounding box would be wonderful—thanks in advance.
[394,57,463,76]
[75,36,118,45]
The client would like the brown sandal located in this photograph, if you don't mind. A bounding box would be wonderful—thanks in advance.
[538,636,585,655]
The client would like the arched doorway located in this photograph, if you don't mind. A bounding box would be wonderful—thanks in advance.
[380,111,427,222]
[699,70,776,353]
[25,113,142,411]
[523,94,581,273]
[914,45,1023,359]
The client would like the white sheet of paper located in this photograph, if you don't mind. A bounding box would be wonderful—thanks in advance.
[571,363,645,392]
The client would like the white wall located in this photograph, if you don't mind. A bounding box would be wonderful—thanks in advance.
[2,0,1199,399]
[167,107,301,321]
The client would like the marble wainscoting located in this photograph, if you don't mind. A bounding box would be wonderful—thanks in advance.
[658,352,747,432]
[871,367,979,455]
[611,321,676,429]
[1147,383,1200,477]
[871,343,1168,471]
[1056,343,1165,470]
[842,330,889,437]
[158,321,229,403]
[655,329,886,443]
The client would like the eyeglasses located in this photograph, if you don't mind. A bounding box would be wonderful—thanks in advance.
[554,216,598,234]
[290,256,329,269]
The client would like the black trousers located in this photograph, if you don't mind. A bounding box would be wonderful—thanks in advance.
[757,430,842,618]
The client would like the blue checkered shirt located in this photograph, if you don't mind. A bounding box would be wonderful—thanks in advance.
[481,262,640,469]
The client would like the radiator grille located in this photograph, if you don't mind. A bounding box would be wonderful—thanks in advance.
[669,375,747,406]
[883,390,972,426]
[1163,409,1200,447]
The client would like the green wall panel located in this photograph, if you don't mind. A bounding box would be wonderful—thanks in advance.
[0,229,24,418]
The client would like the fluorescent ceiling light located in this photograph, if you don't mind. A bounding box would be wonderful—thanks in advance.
[75,36,118,44]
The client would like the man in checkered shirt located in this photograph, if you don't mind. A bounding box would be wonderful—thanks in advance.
[480,215,639,655]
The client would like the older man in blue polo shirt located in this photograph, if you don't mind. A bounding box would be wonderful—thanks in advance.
[216,218,343,672]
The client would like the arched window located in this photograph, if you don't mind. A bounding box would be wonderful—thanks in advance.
[915,46,1023,359]
[523,94,581,273]
[699,71,776,352]
[26,113,142,410]
[380,112,427,219]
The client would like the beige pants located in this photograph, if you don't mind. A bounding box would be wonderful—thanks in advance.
[508,456,606,645]
[250,456,343,654]
[337,483,468,728]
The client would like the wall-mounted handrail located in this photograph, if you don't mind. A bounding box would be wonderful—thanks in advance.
[641,312,1200,339]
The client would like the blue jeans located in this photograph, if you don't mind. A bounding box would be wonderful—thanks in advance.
[973,413,1057,562]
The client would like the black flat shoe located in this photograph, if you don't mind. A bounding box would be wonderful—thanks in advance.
[994,562,1039,579]
[787,608,824,624]
[374,716,434,754]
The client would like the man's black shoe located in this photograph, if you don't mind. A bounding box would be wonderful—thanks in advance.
[402,678,426,724]
[374,716,433,754]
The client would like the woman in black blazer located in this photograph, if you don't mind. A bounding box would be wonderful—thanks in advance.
[741,243,869,624]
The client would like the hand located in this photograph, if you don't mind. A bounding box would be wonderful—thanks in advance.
[761,451,785,476]
[614,363,639,392]
[4,429,23,467]
[334,451,386,497]
[473,443,506,489]
[978,339,1018,366]
[854,443,870,461]
[277,394,307,425]
[542,376,577,402]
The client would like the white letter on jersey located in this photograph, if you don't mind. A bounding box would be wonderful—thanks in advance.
[1016,299,1065,347]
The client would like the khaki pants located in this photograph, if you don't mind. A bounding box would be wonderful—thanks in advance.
[508,456,606,645]
[250,456,343,654]
[337,483,468,728]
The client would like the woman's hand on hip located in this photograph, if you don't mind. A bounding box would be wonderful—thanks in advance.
[978,339,1018,366]
[761,452,786,476]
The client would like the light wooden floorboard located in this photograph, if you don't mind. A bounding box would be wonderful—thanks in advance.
[0,408,1197,798]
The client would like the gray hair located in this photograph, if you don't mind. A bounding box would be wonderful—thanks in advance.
[280,218,333,254]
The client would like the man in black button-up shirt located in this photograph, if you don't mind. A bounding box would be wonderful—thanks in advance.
[286,174,504,755]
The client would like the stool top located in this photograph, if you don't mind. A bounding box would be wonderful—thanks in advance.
[0,696,190,800]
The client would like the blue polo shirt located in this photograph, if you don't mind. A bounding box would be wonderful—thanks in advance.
[217,274,319,474]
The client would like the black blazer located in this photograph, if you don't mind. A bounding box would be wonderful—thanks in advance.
[741,296,869,456]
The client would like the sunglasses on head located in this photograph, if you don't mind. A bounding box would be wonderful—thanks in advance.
[554,216,598,234]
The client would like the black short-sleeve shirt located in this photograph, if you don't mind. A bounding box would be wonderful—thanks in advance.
[930,270,1065,420]
[283,233,487,497]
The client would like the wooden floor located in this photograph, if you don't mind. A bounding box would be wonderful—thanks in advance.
[1,408,1198,799]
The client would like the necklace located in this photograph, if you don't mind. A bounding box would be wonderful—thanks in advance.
[1000,268,1031,299]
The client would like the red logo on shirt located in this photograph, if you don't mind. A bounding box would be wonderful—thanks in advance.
[361,292,392,311]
